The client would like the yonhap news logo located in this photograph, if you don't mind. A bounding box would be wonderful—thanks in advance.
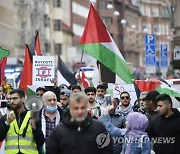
[96,132,110,148]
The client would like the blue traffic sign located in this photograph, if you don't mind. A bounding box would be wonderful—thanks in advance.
[160,44,168,67]
[145,34,156,66]
[145,34,156,44]
[145,45,155,54]
[146,56,156,65]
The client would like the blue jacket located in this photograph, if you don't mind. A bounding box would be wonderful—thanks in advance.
[100,115,151,154]
[109,113,125,154]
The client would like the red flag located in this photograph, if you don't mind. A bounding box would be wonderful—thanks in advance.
[81,69,90,88]
[0,57,7,85]
[134,79,161,92]
[0,141,3,149]
[19,45,32,92]
[35,31,42,56]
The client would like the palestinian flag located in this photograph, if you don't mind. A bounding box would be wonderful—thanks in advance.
[29,31,42,58]
[0,47,10,60]
[27,85,39,97]
[19,45,32,92]
[57,55,77,86]
[0,57,7,85]
[79,4,133,84]
[19,32,42,93]
[35,31,42,56]
[135,78,180,97]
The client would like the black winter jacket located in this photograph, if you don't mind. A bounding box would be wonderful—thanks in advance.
[46,111,112,154]
[149,108,180,154]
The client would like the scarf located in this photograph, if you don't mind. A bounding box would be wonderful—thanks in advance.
[115,104,133,116]
[41,108,60,137]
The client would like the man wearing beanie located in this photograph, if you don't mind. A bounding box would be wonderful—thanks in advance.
[141,91,160,132]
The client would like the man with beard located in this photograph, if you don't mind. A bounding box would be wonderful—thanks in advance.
[0,89,44,154]
[84,87,101,119]
[115,91,133,117]
[46,93,112,154]
[37,91,62,153]
[95,84,107,107]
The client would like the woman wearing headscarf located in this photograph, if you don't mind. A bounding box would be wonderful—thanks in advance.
[100,110,151,154]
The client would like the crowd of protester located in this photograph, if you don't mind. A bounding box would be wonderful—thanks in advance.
[0,77,180,154]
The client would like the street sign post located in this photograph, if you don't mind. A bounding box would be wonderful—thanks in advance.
[145,34,156,73]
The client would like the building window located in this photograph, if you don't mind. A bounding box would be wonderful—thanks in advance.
[45,43,50,52]
[20,0,25,4]
[119,35,124,43]
[54,43,62,54]
[153,23,159,34]
[21,22,26,45]
[73,24,84,36]
[147,23,151,33]
[54,20,61,31]
[158,24,161,35]
[100,1,106,9]
[72,2,89,18]
[162,24,165,35]
[53,0,61,7]
[136,35,139,46]
[129,35,133,45]
[145,6,151,17]
[152,7,159,17]
[166,24,169,35]
[141,5,145,15]
[102,17,113,26]
[44,15,50,27]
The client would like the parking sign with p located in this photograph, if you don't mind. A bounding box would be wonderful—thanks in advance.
[145,34,156,73]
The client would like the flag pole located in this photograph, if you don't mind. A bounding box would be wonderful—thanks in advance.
[98,63,102,84]
[77,50,84,86]
[132,79,140,104]
[79,50,84,73]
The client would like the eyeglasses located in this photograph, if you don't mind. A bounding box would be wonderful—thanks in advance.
[37,94,43,96]
[121,96,130,100]
[8,97,21,101]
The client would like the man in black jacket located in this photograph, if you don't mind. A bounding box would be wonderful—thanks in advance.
[141,91,160,133]
[46,93,112,154]
[149,94,180,154]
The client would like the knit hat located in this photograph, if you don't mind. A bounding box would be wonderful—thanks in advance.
[60,89,71,97]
